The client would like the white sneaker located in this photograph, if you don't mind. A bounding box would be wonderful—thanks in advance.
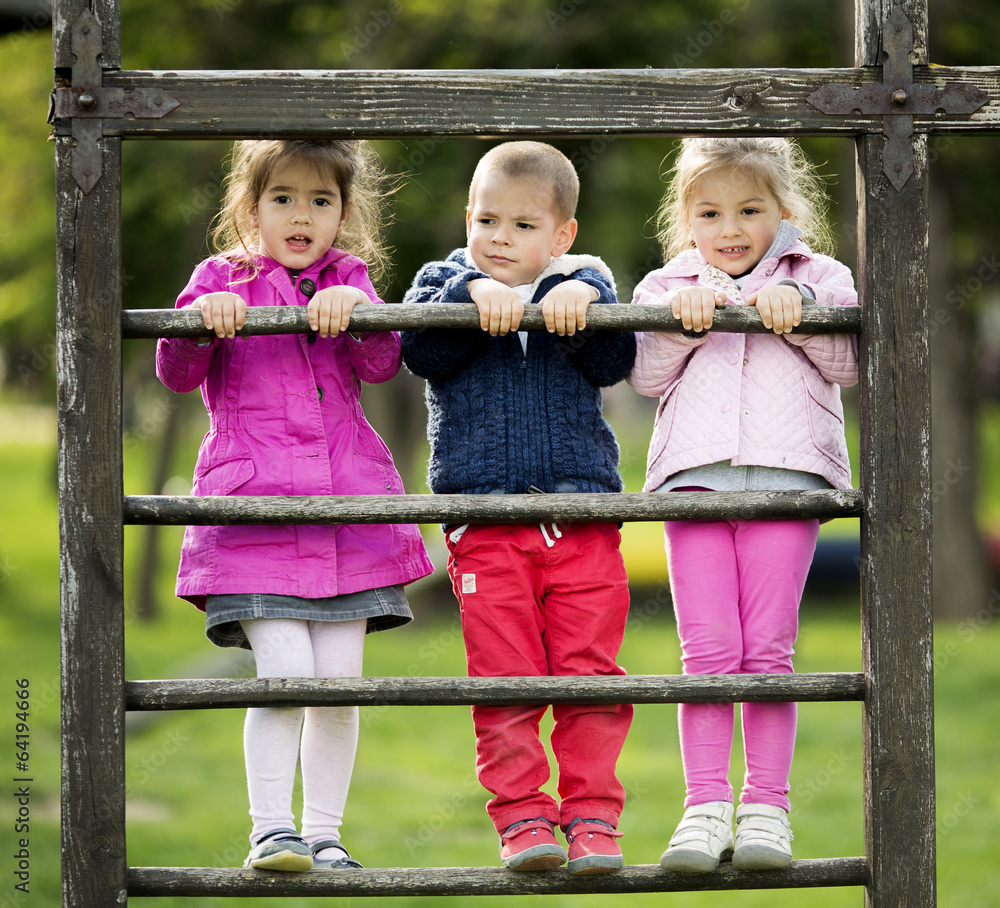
[732,803,793,870]
[659,801,734,873]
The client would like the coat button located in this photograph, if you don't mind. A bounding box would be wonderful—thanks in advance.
[300,278,316,298]
[317,386,324,401]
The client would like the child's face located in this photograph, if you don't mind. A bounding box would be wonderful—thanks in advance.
[250,158,349,270]
[466,171,577,287]
[687,168,790,276]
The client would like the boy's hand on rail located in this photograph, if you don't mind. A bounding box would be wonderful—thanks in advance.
[540,280,598,336]
[468,278,524,335]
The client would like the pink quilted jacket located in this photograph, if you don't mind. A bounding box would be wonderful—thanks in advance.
[629,242,859,492]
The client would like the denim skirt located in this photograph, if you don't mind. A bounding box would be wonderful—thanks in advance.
[204,585,412,650]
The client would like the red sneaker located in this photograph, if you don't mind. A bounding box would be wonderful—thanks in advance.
[499,818,567,871]
[565,818,624,875]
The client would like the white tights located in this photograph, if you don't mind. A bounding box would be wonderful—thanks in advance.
[241,617,366,848]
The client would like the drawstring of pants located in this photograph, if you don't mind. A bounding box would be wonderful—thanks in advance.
[449,523,562,548]
[539,523,562,548]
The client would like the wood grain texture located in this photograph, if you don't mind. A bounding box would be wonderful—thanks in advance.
[856,6,936,906]
[47,66,1000,138]
[55,135,127,906]
[122,304,862,337]
[128,858,868,897]
[123,490,863,525]
[125,673,866,711]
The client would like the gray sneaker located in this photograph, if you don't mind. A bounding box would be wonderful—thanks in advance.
[310,839,363,870]
[243,829,313,872]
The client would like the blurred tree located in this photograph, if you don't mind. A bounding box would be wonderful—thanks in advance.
[925,7,1000,619]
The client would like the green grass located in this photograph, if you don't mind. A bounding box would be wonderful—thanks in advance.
[2,435,998,907]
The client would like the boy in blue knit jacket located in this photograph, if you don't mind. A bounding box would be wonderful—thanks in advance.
[402,141,636,875]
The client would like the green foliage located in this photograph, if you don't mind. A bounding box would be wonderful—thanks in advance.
[0,33,56,396]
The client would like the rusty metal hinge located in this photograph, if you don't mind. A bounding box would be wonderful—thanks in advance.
[49,9,179,193]
[807,8,987,190]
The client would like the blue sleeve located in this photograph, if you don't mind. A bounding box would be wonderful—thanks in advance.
[556,267,637,388]
[401,254,490,383]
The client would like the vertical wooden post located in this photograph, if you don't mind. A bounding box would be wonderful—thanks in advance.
[54,1,127,905]
[856,1,936,905]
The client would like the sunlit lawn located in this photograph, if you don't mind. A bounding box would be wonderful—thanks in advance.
[3,434,998,907]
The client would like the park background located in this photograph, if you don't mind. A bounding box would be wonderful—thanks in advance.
[2,0,1000,905]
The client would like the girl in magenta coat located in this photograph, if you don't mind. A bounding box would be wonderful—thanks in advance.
[156,139,433,873]
[628,138,858,874]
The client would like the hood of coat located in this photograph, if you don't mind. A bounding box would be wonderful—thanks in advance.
[458,247,619,297]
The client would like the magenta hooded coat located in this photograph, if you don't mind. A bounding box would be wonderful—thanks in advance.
[156,247,434,610]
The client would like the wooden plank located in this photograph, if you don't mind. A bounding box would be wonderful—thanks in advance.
[52,0,119,72]
[123,489,863,526]
[127,859,868,897]
[48,66,1000,138]
[856,3,936,907]
[125,673,867,711]
[55,123,127,908]
[122,304,862,338]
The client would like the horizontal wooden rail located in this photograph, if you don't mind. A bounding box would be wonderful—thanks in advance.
[51,66,1000,137]
[127,858,868,897]
[124,489,862,526]
[125,672,866,711]
[122,304,861,338]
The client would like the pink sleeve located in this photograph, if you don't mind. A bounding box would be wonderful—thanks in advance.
[339,257,402,384]
[628,270,705,398]
[154,259,226,393]
[783,257,859,388]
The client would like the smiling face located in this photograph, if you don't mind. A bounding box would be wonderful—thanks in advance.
[250,157,349,269]
[687,167,790,276]
[466,171,577,287]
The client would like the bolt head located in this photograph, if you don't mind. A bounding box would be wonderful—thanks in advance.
[77,91,97,111]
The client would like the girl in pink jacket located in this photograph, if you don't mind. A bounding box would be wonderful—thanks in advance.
[157,139,433,873]
[629,138,858,873]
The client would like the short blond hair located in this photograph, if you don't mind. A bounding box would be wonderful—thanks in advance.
[656,137,836,260]
[468,141,579,222]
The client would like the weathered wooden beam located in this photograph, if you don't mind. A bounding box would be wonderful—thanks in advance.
[123,490,863,526]
[856,4,936,907]
[128,858,868,897]
[55,3,127,906]
[48,66,1000,138]
[125,673,866,711]
[122,304,862,338]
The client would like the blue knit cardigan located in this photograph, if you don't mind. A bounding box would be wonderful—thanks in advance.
[401,248,637,496]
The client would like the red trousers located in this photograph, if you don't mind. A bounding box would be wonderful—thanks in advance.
[445,522,633,833]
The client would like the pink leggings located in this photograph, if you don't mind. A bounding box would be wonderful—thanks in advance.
[664,517,819,812]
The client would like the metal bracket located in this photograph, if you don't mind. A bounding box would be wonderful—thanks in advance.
[807,8,987,190]
[51,9,179,193]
